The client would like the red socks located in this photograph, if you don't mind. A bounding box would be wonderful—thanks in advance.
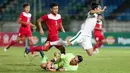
[93,42,104,51]
[33,46,49,51]
[6,40,17,49]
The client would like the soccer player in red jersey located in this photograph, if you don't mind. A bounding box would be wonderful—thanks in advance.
[4,3,36,55]
[93,14,106,54]
[31,3,66,54]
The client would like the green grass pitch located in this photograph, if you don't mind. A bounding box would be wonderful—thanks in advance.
[0,47,130,73]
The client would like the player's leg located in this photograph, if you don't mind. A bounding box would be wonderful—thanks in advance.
[25,30,36,55]
[98,35,105,47]
[32,45,52,51]
[27,36,44,57]
[4,30,26,52]
[81,37,94,56]
[55,45,66,54]
[67,31,82,46]
[26,36,39,56]
[93,35,105,52]
[24,31,45,57]
[45,39,66,54]
[25,41,52,56]
[4,35,25,52]
[24,47,45,58]
[49,31,82,46]
[93,36,100,51]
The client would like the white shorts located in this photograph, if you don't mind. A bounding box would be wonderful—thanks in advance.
[69,31,93,50]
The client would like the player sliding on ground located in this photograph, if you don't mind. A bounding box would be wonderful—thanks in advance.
[40,52,83,72]
[93,14,106,54]
[47,3,107,56]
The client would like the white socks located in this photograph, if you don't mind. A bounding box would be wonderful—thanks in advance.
[50,40,68,46]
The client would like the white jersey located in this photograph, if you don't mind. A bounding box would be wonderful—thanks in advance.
[80,12,98,37]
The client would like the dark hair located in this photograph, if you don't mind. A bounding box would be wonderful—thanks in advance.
[50,3,58,8]
[23,3,30,8]
[77,55,83,63]
[91,3,99,10]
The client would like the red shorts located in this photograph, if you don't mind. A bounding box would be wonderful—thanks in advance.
[18,28,32,38]
[47,35,59,42]
[94,34,105,42]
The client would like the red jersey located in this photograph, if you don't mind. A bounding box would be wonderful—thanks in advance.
[94,20,103,36]
[19,12,32,32]
[18,12,32,37]
[94,21,105,41]
[41,13,62,41]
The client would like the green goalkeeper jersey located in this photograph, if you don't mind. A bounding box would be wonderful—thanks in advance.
[60,53,78,71]
[41,53,78,71]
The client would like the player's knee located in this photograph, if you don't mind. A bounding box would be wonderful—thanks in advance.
[85,50,93,56]
[87,51,93,56]
[88,53,93,56]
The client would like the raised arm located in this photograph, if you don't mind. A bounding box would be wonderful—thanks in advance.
[90,6,107,14]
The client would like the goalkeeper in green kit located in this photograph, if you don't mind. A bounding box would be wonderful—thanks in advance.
[41,52,83,71]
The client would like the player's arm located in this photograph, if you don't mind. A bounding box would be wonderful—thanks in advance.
[90,6,107,14]
[17,18,28,25]
[37,18,44,35]
[30,23,37,30]
[17,13,28,25]
[30,23,35,27]
[51,52,61,62]
[60,23,65,33]
[59,68,65,71]
[46,61,56,72]
[37,15,48,35]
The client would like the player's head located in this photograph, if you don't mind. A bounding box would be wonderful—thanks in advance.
[70,55,83,65]
[98,14,102,20]
[50,3,59,15]
[23,3,30,13]
[91,3,101,10]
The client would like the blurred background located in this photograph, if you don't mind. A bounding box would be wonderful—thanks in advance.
[0,0,130,32]
[0,0,130,47]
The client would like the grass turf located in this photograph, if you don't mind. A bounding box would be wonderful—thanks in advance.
[0,47,130,73]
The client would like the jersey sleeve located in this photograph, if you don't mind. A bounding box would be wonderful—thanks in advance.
[59,17,62,23]
[40,14,48,21]
[30,14,32,21]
